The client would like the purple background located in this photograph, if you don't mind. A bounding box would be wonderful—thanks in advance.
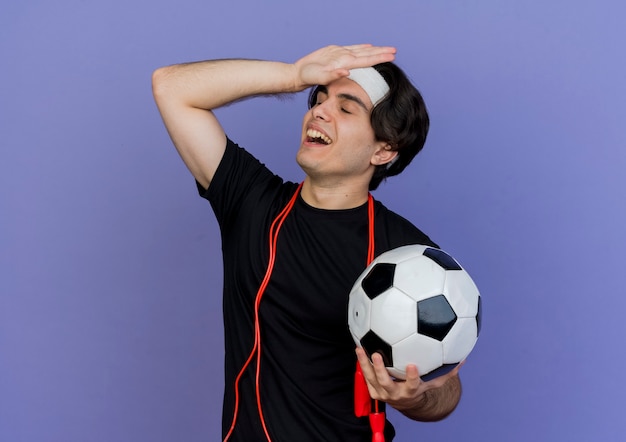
[2,1,625,441]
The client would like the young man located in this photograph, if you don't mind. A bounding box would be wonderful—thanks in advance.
[152,44,462,441]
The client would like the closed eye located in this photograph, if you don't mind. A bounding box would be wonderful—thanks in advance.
[314,90,328,107]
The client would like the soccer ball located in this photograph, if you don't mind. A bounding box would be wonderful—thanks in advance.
[348,244,481,381]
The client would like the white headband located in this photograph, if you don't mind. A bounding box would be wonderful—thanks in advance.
[347,67,390,107]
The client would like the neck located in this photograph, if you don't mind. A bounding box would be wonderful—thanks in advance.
[300,177,370,210]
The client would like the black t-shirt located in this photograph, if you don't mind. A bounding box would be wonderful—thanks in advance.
[200,139,437,441]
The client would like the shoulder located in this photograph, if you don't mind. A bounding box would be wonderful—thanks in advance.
[202,138,280,199]
[373,199,439,249]
[201,138,299,225]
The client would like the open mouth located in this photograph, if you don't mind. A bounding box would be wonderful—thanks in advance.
[306,129,332,145]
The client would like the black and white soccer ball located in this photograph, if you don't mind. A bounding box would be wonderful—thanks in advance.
[348,244,481,381]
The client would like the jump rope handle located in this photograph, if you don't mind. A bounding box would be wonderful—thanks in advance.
[369,412,386,442]
[354,363,371,417]
[354,362,386,442]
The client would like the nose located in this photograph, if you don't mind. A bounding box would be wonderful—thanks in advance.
[311,99,331,121]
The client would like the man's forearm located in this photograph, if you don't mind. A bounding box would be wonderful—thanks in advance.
[152,59,301,111]
[397,375,462,422]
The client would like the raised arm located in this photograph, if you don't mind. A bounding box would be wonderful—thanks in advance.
[151,44,396,189]
[151,59,297,189]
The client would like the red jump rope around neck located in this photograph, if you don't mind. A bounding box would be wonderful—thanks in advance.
[223,183,384,442]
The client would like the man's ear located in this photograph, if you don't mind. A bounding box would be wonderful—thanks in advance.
[371,143,398,167]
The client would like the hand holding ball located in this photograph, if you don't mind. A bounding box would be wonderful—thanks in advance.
[348,245,481,380]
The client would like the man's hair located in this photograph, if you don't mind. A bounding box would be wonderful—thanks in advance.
[308,62,430,190]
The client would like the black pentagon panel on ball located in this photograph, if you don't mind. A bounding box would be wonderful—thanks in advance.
[361,263,396,299]
[423,247,462,271]
[417,295,457,341]
[420,363,459,382]
[360,331,393,367]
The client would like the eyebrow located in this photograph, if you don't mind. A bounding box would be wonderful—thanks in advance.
[317,85,370,112]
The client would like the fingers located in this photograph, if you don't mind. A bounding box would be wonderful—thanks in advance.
[342,43,396,55]
[340,44,397,69]
[356,349,406,401]
[355,348,384,390]
[356,348,464,411]
[370,353,393,386]
[356,348,386,399]
[322,44,396,70]
[294,44,396,89]
[355,347,374,377]
[342,44,373,50]
[403,364,421,387]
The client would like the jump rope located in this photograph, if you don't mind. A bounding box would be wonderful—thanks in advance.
[223,183,385,442]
